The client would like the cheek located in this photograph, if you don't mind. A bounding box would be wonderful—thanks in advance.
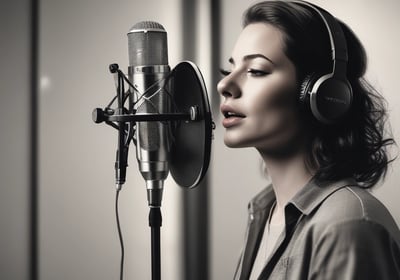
[244,78,301,145]
[251,105,298,140]
[247,81,298,126]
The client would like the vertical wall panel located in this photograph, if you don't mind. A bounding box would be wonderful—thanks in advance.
[180,1,211,279]
[0,0,31,279]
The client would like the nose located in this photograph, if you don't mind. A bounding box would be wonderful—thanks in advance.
[217,72,241,99]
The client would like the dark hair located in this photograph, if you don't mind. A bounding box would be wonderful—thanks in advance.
[243,1,395,188]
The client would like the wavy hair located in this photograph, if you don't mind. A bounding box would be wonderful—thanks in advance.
[243,1,395,188]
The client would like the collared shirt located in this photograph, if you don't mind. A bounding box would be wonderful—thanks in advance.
[234,178,400,280]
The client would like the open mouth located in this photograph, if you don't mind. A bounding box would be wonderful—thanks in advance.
[223,111,246,118]
[221,104,246,119]
[221,105,246,128]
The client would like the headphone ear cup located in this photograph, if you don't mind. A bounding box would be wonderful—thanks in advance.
[299,73,317,108]
[299,72,353,124]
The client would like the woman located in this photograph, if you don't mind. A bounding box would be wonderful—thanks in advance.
[217,1,400,279]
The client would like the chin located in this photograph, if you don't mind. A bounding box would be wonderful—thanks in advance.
[224,140,244,148]
[223,138,240,148]
[223,133,251,148]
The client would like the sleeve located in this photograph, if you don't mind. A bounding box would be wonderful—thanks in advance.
[309,219,400,280]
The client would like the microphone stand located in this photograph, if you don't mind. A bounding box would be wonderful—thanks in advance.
[149,207,162,280]
[92,64,198,280]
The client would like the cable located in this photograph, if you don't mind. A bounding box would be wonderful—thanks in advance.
[115,189,125,280]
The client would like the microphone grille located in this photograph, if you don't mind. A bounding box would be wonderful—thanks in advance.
[130,21,165,31]
[128,21,168,66]
[137,101,160,151]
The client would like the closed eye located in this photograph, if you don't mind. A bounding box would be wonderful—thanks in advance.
[219,68,231,77]
[247,69,269,77]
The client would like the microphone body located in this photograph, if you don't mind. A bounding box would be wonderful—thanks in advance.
[128,21,171,207]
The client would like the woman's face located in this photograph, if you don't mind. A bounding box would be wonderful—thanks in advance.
[217,23,303,155]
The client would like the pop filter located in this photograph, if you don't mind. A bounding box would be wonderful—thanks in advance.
[169,61,212,188]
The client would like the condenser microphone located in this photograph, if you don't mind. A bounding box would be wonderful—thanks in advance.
[92,21,212,280]
[128,21,171,207]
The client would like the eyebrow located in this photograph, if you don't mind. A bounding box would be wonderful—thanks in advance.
[228,53,276,65]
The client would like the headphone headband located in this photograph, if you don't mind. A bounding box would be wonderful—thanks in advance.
[291,0,348,79]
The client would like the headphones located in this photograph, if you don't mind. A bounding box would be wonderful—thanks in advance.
[291,1,353,124]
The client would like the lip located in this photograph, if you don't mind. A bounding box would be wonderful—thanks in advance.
[222,116,244,128]
[220,104,246,128]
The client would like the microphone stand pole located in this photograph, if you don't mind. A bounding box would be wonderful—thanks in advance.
[149,207,162,280]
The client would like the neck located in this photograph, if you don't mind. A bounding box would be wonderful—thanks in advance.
[258,146,314,223]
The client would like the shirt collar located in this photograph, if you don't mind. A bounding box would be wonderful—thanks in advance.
[289,177,357,215]
[248,184,275,215]
[248,177,358,216]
